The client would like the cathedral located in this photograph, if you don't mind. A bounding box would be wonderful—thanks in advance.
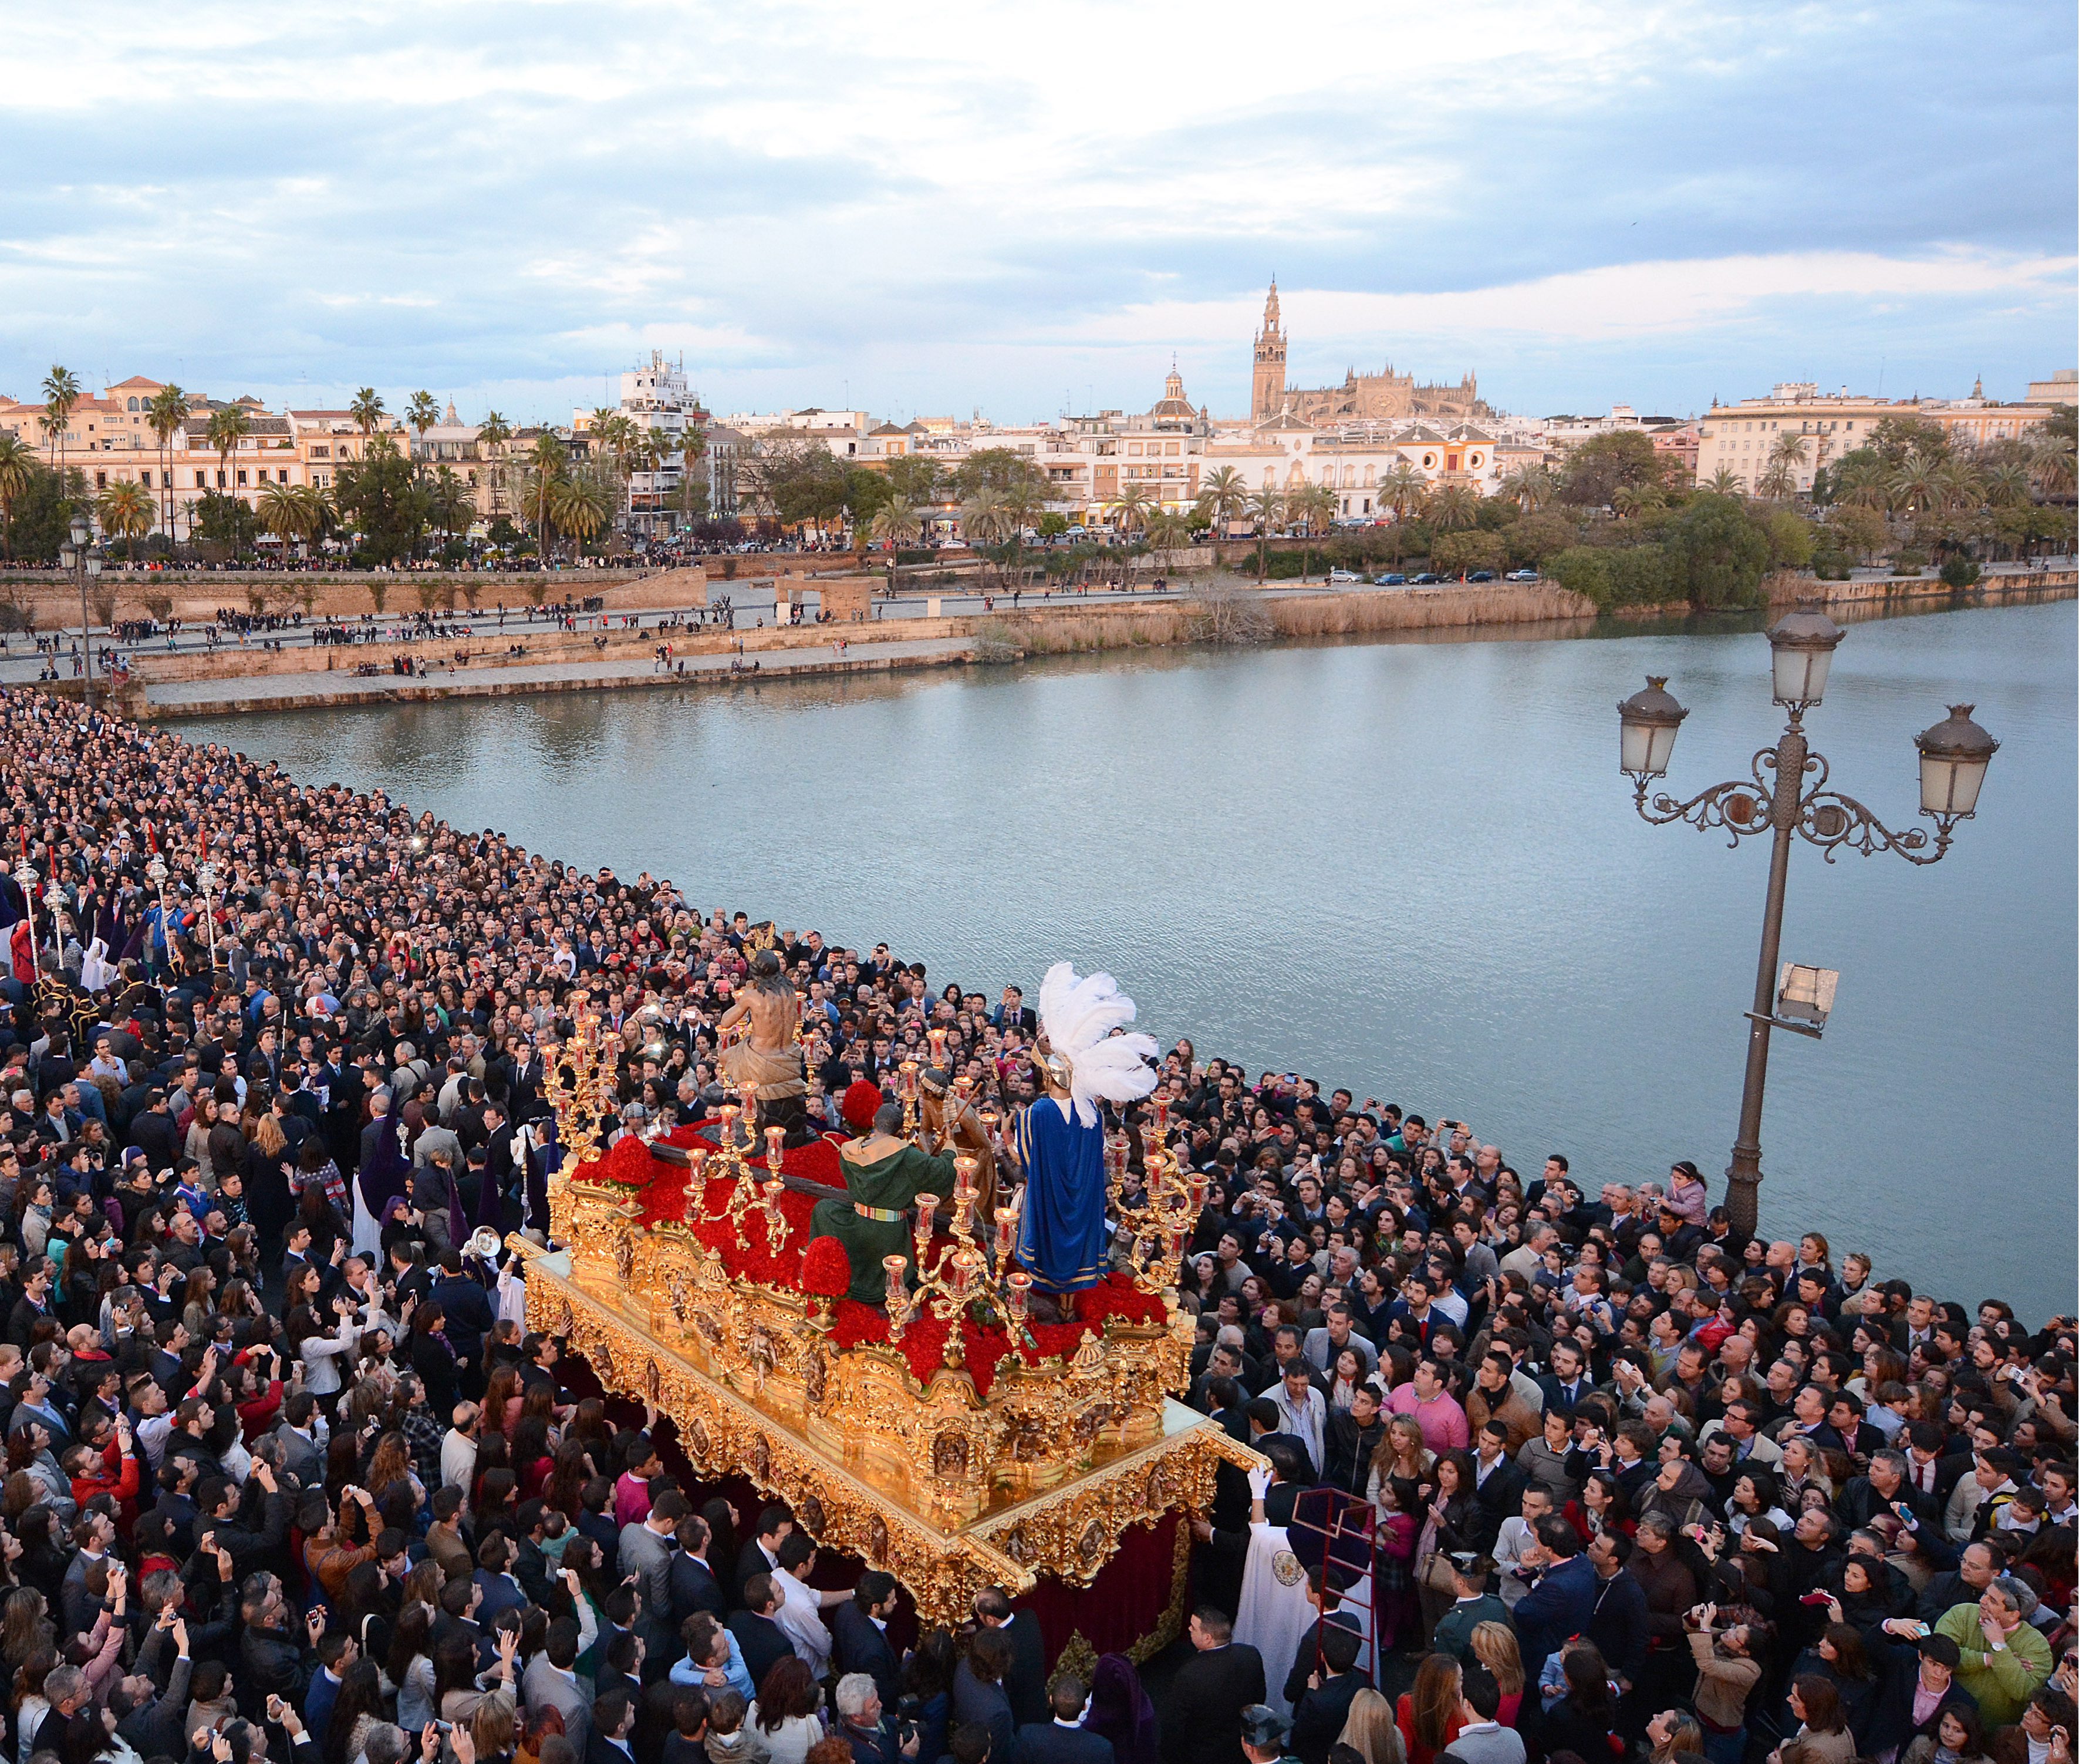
[1249,279,1489,424]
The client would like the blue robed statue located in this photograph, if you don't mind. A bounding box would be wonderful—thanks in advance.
[1004,962,1158,1306]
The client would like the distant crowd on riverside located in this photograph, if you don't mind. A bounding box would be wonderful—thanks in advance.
[0,685,2068,1764]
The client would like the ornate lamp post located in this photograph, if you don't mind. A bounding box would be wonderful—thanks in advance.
[11,856,41,995]
[59,515,100,710]
[1616,609,1999,1235]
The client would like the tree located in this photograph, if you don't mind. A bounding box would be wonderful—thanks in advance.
[147,384,187,541]
[549,472,611,563]
[350,387,386,441]
[1558,431,1666,509]
[193,489,260,560]
[951,448,1045,500]
[869,498,921,552]
[1612,481,1666,521]
[1199,466,1249,534]
[478,411,514,520]
[334,437,428,565]
[407,390,441,463]
[1426,483,1479,532]
[1145,507,1192,574]
[1379,463,1427,521]
[518,434,566,566]
[961,488,1013,548]
[1665,491,1770,610]
[427,466,474,547]
[205,406,252,500]
[1432,529,1507,578]
[1762,510,1814,569]
[1825,504,1888,564]
[1506,508,1579,565]
[1705,466,1745,497]
[1109,484,1156,542]
[41,366,80,481]
[1245,487,1284,583]
[1499,464,1556,513]
[259,481,325,554]
[0,433,32,560]
[97,480,154,559]
[2033,406,2075,499]
[882,455,944,507]
[743,440,850,529]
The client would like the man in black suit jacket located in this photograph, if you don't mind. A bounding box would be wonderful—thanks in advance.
[726,1576,792,1699]
[831,1571,902,1710]
[584,1687,637,1764]
[1013,1674,1115,1764]
[1290,1623,1371,1764]
[731,1506,789,1609]
[976,1586,1049,1729]
[668,1516,726,1624]
[1160,1608,1265,1764]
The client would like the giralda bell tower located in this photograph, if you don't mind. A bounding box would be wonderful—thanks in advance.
[1250,278,1287,420]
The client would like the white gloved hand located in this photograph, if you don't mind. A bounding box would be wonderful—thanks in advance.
[1248,1464,1271,1500]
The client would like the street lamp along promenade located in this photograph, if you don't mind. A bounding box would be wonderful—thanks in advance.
[1616,608,1999,1236]
[58,515,102,711]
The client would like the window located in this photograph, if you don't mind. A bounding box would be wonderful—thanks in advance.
[217,470,227,487]
[312,445,328,459]
[126,397,138,412]
[1128,443,1143,456]
[236,470,248,486]
[197,470,208,488]
[278,468,289,483]
[140,471,151,488]
[96,471,107,488]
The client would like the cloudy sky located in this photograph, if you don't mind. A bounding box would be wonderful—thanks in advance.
[4,2,2073,426]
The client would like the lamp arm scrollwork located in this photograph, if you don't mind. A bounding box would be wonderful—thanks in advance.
[1794,787,1950,865]
[1631,746,1786,847]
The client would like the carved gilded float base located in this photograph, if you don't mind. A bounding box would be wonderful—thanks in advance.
[516,1243,1259,1625]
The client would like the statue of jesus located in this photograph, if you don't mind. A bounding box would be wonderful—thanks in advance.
[715,950,806,1136]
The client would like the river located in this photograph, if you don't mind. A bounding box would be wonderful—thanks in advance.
[201,597,2077,1317]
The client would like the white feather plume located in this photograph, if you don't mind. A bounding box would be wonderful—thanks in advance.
[1036,960,1159,1128]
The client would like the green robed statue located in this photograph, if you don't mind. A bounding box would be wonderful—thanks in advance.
[808,1098,960,1306]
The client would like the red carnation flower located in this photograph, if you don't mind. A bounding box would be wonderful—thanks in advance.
[799,1235,852,1300]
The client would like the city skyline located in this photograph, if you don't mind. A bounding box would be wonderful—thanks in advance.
[4,2,2073,426]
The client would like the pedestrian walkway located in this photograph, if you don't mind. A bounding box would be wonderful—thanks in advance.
[145,635,976,714]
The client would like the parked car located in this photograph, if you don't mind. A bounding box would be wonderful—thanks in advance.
[1410,572,1440,584]
[1467,569,1497,582]
[1373,572,1408,586]
[1505,568,1540,581]
[1327,568,1362,583]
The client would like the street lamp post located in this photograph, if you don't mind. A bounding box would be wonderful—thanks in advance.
[1616,609,1999,1236]
[60,516,100,710]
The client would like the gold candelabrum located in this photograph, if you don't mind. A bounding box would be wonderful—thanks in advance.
[679,1082,788,1251]
[549,1004,617,1164]
[883,1153,1034,1355]
[1105,1097,1208,1298]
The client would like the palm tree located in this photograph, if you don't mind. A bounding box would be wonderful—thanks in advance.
[406,391,441,476]
[1109,483,1156,542]
[477,412,513,520]
[1499,464,1555,514]
[1769,432,1810,473]
[2031,422,2075,500]
[1427,483,1479,532]
[41,366,81,480]
[1613,481,1668,520]
[1244,487,1284,583]
[1706,466,1746,497]
[1891,456,1942,518]
[147,385,187,542]
[1198,465,1249,537]
[549,472,610,564]
[520,434,566,567]
[1379,462,1427,521]
[258,480,323,555]
[1145,507,1192,575]
[1285,483,1337,580]
[97,480,154,561]
[350,388,386,442]
[0,433,33,561]
[870,498,920,549]
[205,406,252,502]
[427,466,474,548]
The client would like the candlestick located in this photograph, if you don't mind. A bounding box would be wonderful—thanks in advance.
[912,1195,938,1270]
[927,1027,947,1067]
[764,1125,786,1177]
[883,1255,909,1341]
[1006,1271,1031,1325]
[993,1206,1017,1273]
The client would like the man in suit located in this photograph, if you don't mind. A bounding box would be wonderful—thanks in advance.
[976,1584,1049,1730]
[1468,1419,1528,1554]
[726,1574,792,1699]
[618,1490,686,1656]
[831,1571,902,1711]
[1013,1674,1115,1764]
[1301,1307,1379,1381]
[1160,1607,1265,1764]
[473,1533,529,1623]
[1511,1516,1600,1684]
[522,1616,594,1759]
[585,1687,637,1764]
[1864,1630,1977,1761]
[668,1515,727,1625]
[731,1504,791,1609]
[1289,1623,1370,1764]
[271,1393,326,1490]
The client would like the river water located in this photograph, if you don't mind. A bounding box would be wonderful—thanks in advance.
[201,597,2077,1317]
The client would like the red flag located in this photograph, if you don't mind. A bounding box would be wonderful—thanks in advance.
[146,822,158,855]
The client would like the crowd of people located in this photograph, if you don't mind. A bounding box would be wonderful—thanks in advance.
[0,686,2067,1764]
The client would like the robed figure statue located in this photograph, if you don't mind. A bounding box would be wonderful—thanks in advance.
[1002,963,1157,1308]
